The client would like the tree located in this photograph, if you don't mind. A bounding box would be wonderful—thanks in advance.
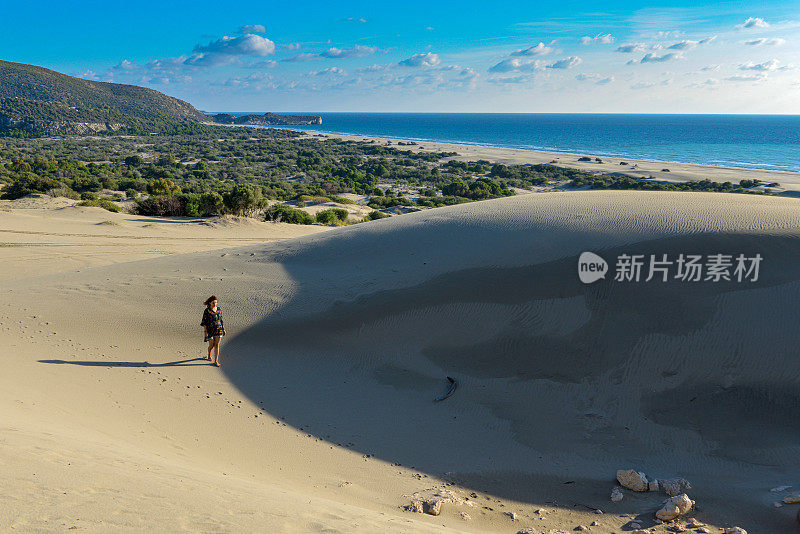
[124,155,143,166]
[147,178,181,196]
[224,183,265,216]
[198,191,224,216]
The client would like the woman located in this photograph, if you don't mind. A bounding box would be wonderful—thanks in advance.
[201,295,226,367]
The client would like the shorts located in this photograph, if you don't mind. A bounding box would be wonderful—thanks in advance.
[205,333,223,342]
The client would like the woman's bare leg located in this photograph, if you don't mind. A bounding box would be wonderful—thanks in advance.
[213,337,221,366]
[207,339,214,360]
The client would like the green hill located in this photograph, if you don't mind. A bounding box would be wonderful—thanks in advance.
[0,60,207,135]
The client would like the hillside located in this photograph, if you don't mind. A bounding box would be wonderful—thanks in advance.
[0,60,323,136]
[0,60,209,135]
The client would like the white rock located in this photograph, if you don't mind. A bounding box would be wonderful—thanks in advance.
[459,512,471,521]
[617,469,649,492]
[655,493,694,521]
[659,478,692,496]
[611,488,624,502]
[724,528,747,534]
[783,492,800,504]
[424,499,442,516]
[648,480,660,492]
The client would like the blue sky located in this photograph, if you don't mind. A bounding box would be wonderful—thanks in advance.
[2,1,799,112]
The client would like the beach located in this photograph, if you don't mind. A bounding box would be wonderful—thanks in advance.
[3,190,800,532]
[315,132,800,194]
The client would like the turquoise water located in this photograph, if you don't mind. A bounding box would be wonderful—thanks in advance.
[232,113,800,173]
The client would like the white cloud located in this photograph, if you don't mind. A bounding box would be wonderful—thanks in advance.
[579,33,615,45]
[283,53,317,62]
[636,52,685,63]
[186,34,275,66]
[737,17,769,29]
[547,56,582,69]
[320,45,377,59]
[342,17,367,23]
[283,43,300,51]
[743,37,786,46]
[576,73,613,84]
[309,67,347,76]
[238,24,266,34]
[700,64,720,71]
[247,60,278,69]
[668,36,715,50]
[616,43,647,53]
[399,52,441,67]
[739,59,782,71]
[726,74,767,82]
[511,42,553,56]
[631,81,656,90]
[113,60,135,71]
[489,58,538,73]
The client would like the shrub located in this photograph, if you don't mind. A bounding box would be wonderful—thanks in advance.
[661,168,670,172]
[147,178,181,196]
[326,195,356,205]
[1,173,63,199]
[78,199,120,212]
[47,186,81,200]
[264,204,314,225]
[315,208,349,225]
[133,196,186,216]
[364,210,389,221]
[81,191,98,201]
[125,188,138,198]
[578,156,592,162]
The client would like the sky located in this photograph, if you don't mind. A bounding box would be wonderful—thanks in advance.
[2,0,799,113]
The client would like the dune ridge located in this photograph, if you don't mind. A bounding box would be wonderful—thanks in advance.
[4,190,800,532]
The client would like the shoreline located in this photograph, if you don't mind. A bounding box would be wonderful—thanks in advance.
[302,131,800,193]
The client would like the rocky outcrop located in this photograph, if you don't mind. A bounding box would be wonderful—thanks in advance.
[0,114,125,134]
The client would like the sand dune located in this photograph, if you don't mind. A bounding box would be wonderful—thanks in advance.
[4,191,800,532]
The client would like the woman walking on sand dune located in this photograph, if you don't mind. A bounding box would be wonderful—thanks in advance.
[201,295,226,366]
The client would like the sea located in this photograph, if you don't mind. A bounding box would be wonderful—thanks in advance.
[224,113,800,173]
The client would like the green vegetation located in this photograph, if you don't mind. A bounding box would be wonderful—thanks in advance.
[78,198,120,212]
[0,119,776,225]
[315,208,349,225]
[0,60,206,135]
[264,204,314,225]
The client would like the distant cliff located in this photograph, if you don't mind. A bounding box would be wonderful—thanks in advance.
[210,112,322,126]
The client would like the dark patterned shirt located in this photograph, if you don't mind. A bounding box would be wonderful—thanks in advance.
[201,307,224,337]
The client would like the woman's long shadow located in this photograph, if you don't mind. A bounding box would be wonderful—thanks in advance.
[39,357,210,367]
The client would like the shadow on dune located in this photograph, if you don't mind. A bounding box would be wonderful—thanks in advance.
[39,357,210,367]
[221,229,800,531]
